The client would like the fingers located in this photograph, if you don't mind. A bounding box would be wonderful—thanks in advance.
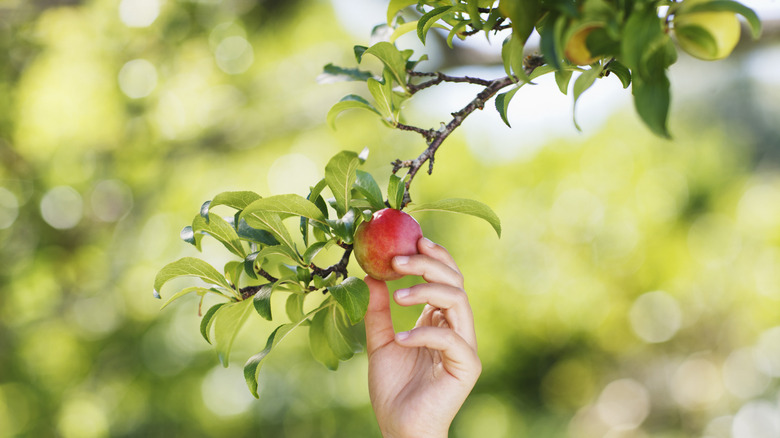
[391,239,464,289]
[394,284,477,348]
[363,276,395,356]
[395,326,481,381]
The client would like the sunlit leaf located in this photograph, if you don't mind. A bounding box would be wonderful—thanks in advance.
[327,277,369,324]
[327,95,381,129]
[154,257,233,298]
[210,191,261,211]
[303,240,333,265]
[243,194,326,226]
[214,298,254,367]
[239,209,297,253]
[201,303,227,344]
[192,213,245,257]
[244,323,296,398]
[417,6,452,45]
[406,198,501,237]
[387,0,417,24]
[159,286,215,310]
[364,42,409,88]
[309,306,340,370]
[317,63,373,84]
[286,293,306,322]
[354,170,385,210]
[325,151,360,217]
[387,174,405,210]
[324,305,357,361]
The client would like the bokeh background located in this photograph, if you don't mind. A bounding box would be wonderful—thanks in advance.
[2,0,780,437]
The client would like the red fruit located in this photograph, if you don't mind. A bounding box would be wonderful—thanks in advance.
[353,208,423,281]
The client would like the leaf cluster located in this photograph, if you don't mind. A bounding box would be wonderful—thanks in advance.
[153,149,501,397]
[323,0,761,139]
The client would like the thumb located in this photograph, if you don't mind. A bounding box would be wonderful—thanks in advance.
[364,276,395,355]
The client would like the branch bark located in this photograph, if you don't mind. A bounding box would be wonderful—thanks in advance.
[393,55,545,207]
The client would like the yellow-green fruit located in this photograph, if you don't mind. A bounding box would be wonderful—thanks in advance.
[565,25,600,66]
[674,0,741,60]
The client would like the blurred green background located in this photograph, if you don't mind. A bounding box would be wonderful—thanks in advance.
[2,0,780,437]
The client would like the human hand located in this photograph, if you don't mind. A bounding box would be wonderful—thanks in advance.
[364,237,481,438]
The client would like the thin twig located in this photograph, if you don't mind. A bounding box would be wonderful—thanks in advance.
[395,57,545,207]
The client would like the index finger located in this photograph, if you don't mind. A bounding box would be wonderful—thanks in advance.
[418,237,461,276]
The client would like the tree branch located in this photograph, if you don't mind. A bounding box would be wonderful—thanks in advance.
[395,55,545,207]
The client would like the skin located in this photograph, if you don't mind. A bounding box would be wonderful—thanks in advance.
[364,237,482,438]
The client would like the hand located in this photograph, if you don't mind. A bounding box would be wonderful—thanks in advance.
[364,237,481,438]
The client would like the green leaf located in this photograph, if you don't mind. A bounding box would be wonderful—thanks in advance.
[200,303,227,344]
[364,42,409,88]
[555,68,573,94]
[303,240,333,265]
[318,63,373,83]
[606,60,631,89]
[210,191,261,211]
[353,45,368,63]
[243,194,326,226]
[237,219,279,246]
[214,298,254,367]
[499,0,540,48]
[682,0,761,38]
[325,151,360,217]
[387,0,417,24]
[538,13,566,71]
[286,293,306,322]
[417,6,452,45]
[572,64,604,131]
[495,86,521,127]
[327,95,381,129]
[252,244,302,266]
[154,257,233,299]
[309,307,340,370]
[244,323,296,398]
[239,209,297,253]
[446,20,470,48]
[327,277,370,325]
[354,170,385,210]
[327,209,358,244]
[252,284,274,321]
[192,213,246,257]
[367,77,395,121]
[387,174,405,210]
[621,5,666,76]
[633,74,671,139]
[324,305,358,361]
[406,198,502,237]
[159,286,215,310]
[180,225,203,250]
[224,260,244,287]
[389,20,419,43]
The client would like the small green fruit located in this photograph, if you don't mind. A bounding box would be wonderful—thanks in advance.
[674,0,741,60]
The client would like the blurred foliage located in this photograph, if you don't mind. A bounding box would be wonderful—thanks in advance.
[1,0,779,437]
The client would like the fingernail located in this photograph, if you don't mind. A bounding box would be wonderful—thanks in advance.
[395,331,410,341]
[421,237,435,248]
[395,288,410,299]
[394,255,409,265]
